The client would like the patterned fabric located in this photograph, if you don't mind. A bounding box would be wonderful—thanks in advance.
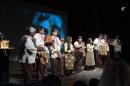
[44,35,53,44]
[99,46,108,56]
[98,39,109,56]
[64,53,75,70]
[86,51,95,66]
[37,51,49,65]
[74,49,84,70]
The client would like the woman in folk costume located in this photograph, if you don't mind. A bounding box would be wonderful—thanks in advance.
[64,36,75,75]
[93,34,103,67]
[74,36,86,71]
[98,34,109,66]
[85,38,95,70]
[49,27,64,76]
[33,26,49,80]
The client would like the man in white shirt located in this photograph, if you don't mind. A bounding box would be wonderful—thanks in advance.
[33,27,49,80]
[93,34,103,66]
[50,27,64,76]
[19,26,37,83]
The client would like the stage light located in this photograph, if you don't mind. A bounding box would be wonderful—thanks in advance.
[121,6,126,12]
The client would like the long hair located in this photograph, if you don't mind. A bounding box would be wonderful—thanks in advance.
[66,36,72,43]
[87,38,92,44]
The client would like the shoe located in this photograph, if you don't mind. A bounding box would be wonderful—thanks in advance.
[92,69,97,72]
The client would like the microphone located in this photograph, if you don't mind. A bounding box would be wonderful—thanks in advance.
[0,32,7,40]
[0,32,3,39]
[0,32,2,36]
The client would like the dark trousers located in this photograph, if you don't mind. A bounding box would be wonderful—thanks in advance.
[84,65,95,70]
[21,63,33,84]
[36,59,48,80]
[74,52,83,70]
[100,55,107,65]
[94,50,102,66]
[114,52,121,59]
[100,51,110,66]
[51,57,64,75]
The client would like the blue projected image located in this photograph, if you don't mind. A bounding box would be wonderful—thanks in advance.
[32,12,65,38]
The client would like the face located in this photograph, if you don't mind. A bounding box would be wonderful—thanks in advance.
[103,36,107,39]
[99,36,102,39]
[90,39,93,43]
[78,38,82,42]
[40,29,44,34]
[30,32,36,37]
[61,40,64,44]
[52,31,58,36]
[88,38,92,43]
[28,27,36,37]
[69,39,72,43]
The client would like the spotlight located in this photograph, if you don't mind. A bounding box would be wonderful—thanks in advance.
[121,6,126,12]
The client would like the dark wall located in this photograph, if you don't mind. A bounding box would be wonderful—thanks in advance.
[66,1,129,62]
[0,0,129,62]
[67,8,97,41]
[1,0,128,42]
[0,0,35,56]
[0,0,68,56]
[66,0,128,39]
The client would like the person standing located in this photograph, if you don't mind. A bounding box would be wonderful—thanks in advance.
[99,34,109,66]
[34,26,49,80]
[64,36,75,75]
[19,26,37,83]
[50,27,64,76]
[85,38,95,70]
[93,34,103,67]
[74,36,86,71]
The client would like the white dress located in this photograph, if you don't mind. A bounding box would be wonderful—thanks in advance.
[86,44,95,66]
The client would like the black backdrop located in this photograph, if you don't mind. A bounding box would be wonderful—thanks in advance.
[0,0,68,56]
[0,0,129,63]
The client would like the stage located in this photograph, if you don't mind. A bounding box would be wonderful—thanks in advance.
[9,61,103,86]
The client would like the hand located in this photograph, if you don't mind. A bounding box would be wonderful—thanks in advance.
[68,50,71,53]
[36,51,40,56]
[37,47,45,51]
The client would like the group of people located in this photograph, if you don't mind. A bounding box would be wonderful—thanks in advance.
[18,26,122,83]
